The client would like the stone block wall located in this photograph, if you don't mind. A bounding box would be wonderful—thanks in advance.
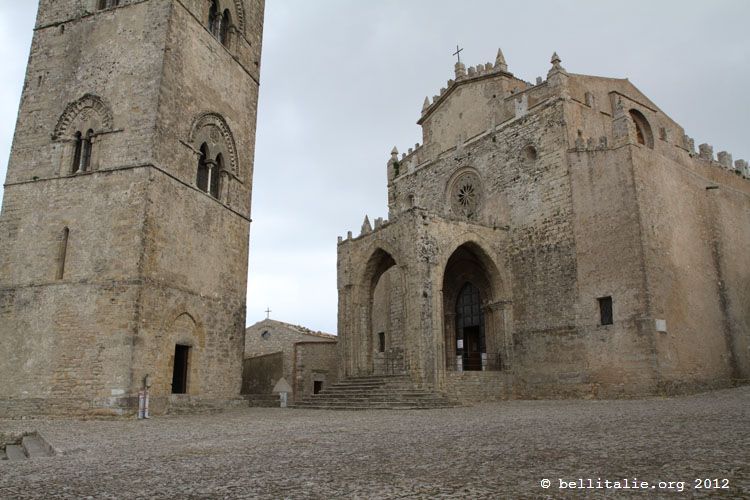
[241,352,282,395]
[338,54,749,401]
[0,0,264,415]
[293,341,339,401]
[443,372,511,403]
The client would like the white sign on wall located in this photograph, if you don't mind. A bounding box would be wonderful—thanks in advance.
[457,339,463,349]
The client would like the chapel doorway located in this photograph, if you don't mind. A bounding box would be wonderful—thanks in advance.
[456,283,485,371]
[171,344,190,394]
[443,243,506,373]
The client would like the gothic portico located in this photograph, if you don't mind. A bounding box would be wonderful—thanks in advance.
[337,49,750,401]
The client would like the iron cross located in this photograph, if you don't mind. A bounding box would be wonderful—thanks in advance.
[265,307,271,319]
[453,45,463,64]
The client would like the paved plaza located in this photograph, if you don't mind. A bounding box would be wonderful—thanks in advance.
[1,387,748,499]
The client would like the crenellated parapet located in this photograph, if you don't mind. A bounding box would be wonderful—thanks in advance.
[693,143,749,178]
[419,48,540,122]
[338,214,390,246]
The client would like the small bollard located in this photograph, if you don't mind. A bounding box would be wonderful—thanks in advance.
[279,391,288,408]
[138,390,145,419]
[138,374,152,419]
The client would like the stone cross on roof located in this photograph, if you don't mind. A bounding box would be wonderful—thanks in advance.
[453,44,463,64]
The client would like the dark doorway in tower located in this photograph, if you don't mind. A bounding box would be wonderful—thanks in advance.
[171,344,190,394]
[456,283,485,371]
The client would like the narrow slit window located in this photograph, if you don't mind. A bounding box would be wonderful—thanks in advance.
[598,296,613,326]
[57,227,69,280]
[378,331,385,353]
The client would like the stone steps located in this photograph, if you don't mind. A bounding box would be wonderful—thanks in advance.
[21,434,54,458]
[166,396,248,415]
[243,393,280,408]
[292,375,459,410]
[1,433,56,460]
[4,444,26,461]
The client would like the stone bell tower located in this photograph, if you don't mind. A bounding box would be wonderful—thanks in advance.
[0,0,264,416]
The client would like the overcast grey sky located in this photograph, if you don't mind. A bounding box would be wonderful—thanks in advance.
[1,1,748,334]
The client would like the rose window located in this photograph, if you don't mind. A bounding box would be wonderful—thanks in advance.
[450,172,482,219]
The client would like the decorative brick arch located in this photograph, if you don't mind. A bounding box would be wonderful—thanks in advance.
[189,112,239,178]
[53,94,113,140]
[232,0,246,35]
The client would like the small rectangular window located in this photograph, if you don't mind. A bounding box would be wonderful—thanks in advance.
[377,331,385,353]
[598,296,613,326]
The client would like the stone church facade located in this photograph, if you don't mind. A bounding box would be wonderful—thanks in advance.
[337,50,750,400]
[0,0,264,416]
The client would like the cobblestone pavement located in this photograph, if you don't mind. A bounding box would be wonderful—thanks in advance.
[1,387,748,499]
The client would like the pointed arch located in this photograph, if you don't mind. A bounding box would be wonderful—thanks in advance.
[362,247,397,296]
[353,246,409,375]
[441,239,509,372]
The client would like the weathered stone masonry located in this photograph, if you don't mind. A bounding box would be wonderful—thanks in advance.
[337,50,750,401]
[0,0,264,416]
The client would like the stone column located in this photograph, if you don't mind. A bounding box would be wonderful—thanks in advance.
[204,159,217,194]
[483,304,496,369]
[487,301,509,370]
[444,311,456,370]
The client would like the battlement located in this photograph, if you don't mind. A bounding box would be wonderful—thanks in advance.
[402,47,749,186]
[690,143,749,178]
[337,214,390,245]
[419,48,535,123]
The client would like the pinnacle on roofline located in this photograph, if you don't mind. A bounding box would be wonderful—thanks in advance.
[494,48,507,72]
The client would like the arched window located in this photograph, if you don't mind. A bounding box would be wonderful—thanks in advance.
[211,154,223,198]
[70,129,94,173]
[220,9,232,46]
[71,132,83,173]
[197,143,210,192]
[189,113,238,200]
[629,109,654,149]
[80,129,94,172]
[208,1,220,38]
